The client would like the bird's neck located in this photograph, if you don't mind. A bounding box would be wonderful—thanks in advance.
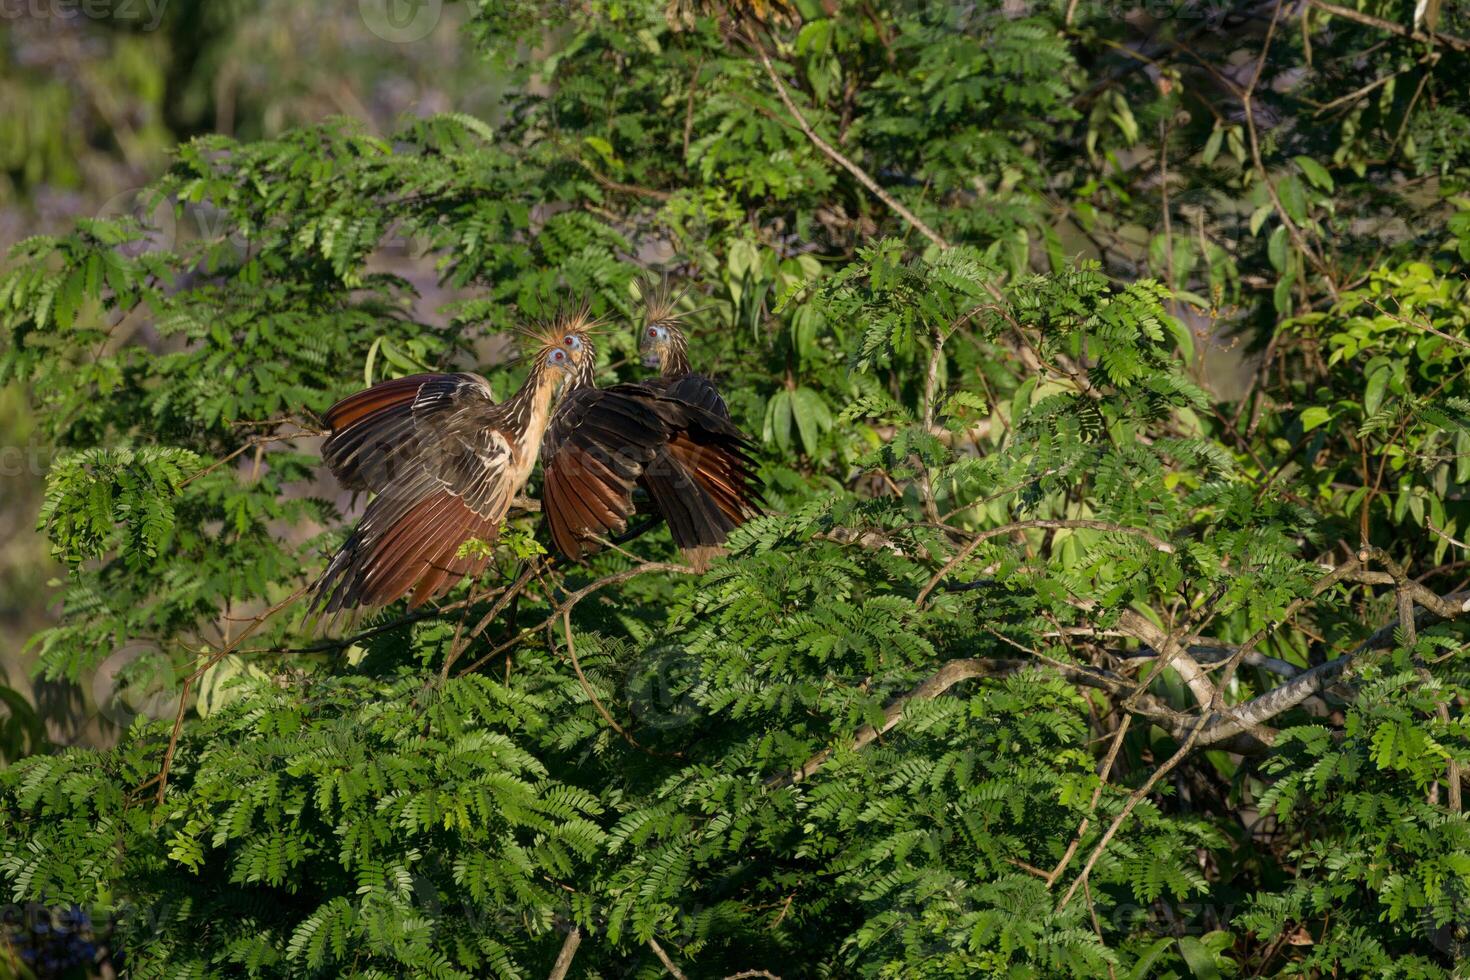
[566,348,598,391]
[502,362,561,451]
[661,333,691,378]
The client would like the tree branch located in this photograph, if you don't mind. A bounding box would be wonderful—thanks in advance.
[1114,608,1218,713]
[769,655,1193,788]
[1307,0,1470,52]
[153,584,308,804]
[649,938,691,980]
[1057,554,1364,908]
[548,926,582,980]
[456,561,692,677]
[1196,588,1470,746]
[750,40,956,256]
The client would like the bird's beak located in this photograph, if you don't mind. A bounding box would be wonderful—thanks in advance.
[640,351,661,368]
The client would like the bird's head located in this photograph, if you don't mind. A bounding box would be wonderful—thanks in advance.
[636,278,690,370]
[640,321,673,369]
[523,306,599,387]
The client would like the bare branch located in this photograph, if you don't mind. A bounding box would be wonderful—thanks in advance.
[648,938,691,980]
[561,606,645,752]
[1307,0,1470,52]
[751,40,963,262]
[457,561,692,677]
[1115,608,1217,712]
[153,584,309,804]
[769,655,1191,788]
[1197,588,1470,746]
[548,926,582,980]
[1057,555,1366,907]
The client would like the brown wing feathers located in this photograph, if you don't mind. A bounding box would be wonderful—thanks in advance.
[640,391,761,536]
[317,488,498,613]
[666,431,758,525]
[312,372,512,615]
[312,307,762,618]
[541,379,762,563]
[541,388,663,559]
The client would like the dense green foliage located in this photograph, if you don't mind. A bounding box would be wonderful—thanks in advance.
[4,1,1470,976]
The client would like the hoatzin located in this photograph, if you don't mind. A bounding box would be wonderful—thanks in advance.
[539,312,761,568]
[637,282,729,417]
[311,322,590,614]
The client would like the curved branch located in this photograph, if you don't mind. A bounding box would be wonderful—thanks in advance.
[456,561,692,677]
[1307,0,1470,52]
[1197,589,1470,746]
[750,40,957,257]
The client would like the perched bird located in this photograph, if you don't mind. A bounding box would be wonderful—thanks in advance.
[637,281,728,417]
[539,311,761,568]
[311,324,589,614]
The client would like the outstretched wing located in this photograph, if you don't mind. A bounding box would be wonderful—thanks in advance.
[539,388,666,560]
[630,383,763,542]
[313,373,518,613]
[542,381,763,563]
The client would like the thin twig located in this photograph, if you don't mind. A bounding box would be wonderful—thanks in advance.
[1430,522,1470,554]
[1307,0,1470,52]
[1046,715,1130,887]
[154,584,309,804]
[769,654,1190,788]
[561,606,643,751]
[751,38,968,267]
[456,562,691,676]
[1056,557,1365,907]
[180,429,317,488]
[440,563,540,680]
[683,56,704,163]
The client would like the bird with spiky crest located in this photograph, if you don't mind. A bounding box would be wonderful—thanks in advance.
[540,288,762,568]
[310,318,590,616]
[637,277,731,418]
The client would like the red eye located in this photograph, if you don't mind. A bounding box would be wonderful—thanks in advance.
[648,328,658,337]
[564,337,575,346]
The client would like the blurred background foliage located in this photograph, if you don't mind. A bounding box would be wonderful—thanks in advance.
[0,0,498,756]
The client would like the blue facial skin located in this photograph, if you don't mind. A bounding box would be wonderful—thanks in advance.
[641,324,669,368]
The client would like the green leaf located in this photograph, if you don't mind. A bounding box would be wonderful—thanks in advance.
[1267,225,1289,273]
[1176,937,1224,980]
[1249,203,1272,237]
[1300,406,1332,431]
[763,389,793,452]
[1295,155,1334,192]
[1363,364,1391,417]
[1278,176,1308,224]
[1202,126,1224,165]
